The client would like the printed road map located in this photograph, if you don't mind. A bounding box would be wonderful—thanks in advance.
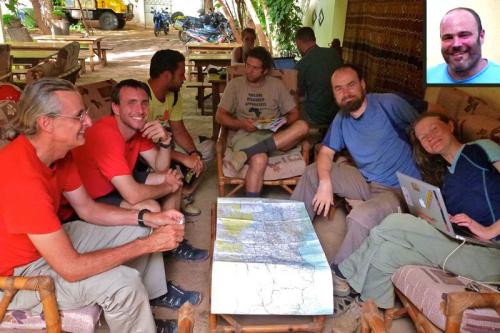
[211,198,333,315]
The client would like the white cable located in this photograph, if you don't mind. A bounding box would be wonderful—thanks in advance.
[441,238,466,273]
[441,239,499,293]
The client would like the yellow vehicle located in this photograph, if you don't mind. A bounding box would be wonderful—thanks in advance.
[64,0,134,30]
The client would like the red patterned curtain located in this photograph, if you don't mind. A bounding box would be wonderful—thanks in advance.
[343,0,424,98]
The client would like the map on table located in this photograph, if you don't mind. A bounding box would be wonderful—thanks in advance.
[211,197,333,315]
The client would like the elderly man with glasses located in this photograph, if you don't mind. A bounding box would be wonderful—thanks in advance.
[0,78,187,333]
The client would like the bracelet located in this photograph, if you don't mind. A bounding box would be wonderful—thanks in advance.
[158,141,172,149]
[137,209,151,227]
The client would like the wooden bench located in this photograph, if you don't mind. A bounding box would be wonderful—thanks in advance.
[78,50,92,74]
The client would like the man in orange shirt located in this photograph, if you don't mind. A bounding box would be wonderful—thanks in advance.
[0,79,189,332]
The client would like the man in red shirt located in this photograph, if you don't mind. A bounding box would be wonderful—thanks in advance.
[0,78,189,332]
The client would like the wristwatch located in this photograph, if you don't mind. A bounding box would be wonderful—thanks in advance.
[158,141,172,149]
[137,209,151,227]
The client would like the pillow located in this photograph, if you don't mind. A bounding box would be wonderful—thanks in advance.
[436,88,499,120]
[456,114,500,144]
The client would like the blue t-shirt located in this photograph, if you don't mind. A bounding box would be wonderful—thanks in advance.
[443,140,500,240]
[322,93,421,187]
[427,60,500,84]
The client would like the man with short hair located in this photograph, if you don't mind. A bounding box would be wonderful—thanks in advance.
[72,79,207,303]
[147,49,214,216]
[427,7,500,84]
[0,78,188,332]
[295,27,342,127]
[216,46,309,196]
[291,65,421,295]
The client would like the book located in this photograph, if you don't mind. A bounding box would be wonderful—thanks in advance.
[254,117,287,132]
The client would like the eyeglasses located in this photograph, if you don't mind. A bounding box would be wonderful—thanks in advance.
[53,108,89,124]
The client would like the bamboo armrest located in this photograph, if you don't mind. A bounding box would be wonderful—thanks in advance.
[216,125,228,155]
[443,291,500,333]
[0,275,61,332]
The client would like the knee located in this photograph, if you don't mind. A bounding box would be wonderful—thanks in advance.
[248,153,268,171]
[139,199,161,213]
[293,120,310,138]
[99,266,149,308]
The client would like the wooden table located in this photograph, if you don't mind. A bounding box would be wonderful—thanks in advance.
[33,35,104,71]
[11,49,57,67]
[8,41,70,51]
[188,53,231,111]
[186,42,239,56]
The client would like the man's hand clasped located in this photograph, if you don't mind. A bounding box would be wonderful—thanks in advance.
[142,120,172,145]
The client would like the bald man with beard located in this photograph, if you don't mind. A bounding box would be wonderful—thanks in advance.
[427,7,500,84]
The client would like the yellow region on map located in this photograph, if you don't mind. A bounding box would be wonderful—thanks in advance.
[216,240,243,252]
[220,217,252,237]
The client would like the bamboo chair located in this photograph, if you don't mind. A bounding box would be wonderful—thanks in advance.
[0,45,12,82]
[0,275,62,333]
[216,65,310,196]
[178,302,194,333]
[360,289,500,332]
[24,42,81,85]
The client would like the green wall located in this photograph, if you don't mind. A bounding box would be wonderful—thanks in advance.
[302,0,347,47]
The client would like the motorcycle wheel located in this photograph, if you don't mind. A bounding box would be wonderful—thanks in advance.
[163,26,169,35]
[154,28,160,37]
[179,30,190,43]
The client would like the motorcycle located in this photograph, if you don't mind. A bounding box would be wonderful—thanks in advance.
[178,12,234,43]
[151,7,171,37]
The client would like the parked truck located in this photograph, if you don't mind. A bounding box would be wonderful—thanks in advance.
[63,0,134,30]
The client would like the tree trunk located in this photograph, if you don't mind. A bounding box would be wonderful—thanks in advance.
[217,0,241,43]
[30,0,52,34]
[205,0,213,12]
[243,0,267,49]
[261,1,273,54]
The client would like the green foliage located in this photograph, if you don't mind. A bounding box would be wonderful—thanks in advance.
[22,8,37,29]
[5,0,19,14]
[265,0,302,56]
[70,22,86,32]
[2,13,17,26]
[52,7,66,19]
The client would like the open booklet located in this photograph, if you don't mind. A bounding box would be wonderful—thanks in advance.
[254,117,287,132]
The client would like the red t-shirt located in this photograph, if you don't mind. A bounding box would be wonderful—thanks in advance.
[72,116,155,199]
[0,136,81,276]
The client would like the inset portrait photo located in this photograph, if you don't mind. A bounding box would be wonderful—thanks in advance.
[426,0,500,85]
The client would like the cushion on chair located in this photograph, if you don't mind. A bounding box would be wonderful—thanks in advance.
[222,146,306,180]
[0,305,101,333]
[77,79,117,122]
[457,114,500,145]
[436,88,500,120]
[392,265,500,332]
[0,100,19,147]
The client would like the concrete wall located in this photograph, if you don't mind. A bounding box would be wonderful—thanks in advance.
[301,0,347,47]
[132,0,203,27]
